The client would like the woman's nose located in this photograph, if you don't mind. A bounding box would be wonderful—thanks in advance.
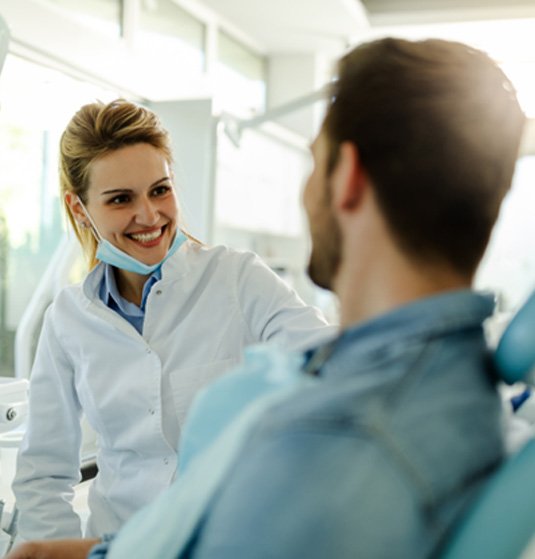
[135,198,159,225]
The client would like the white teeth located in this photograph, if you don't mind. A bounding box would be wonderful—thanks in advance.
[130,229,162,243]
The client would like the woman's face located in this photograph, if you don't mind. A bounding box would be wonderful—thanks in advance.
[81,142,178,266]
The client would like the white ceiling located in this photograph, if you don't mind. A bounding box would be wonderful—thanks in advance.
[360,0,535,26]
[196,0,368,54]
[195,0,535,59]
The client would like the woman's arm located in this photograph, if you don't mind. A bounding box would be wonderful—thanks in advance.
[235,252,337,350]
[12,307,84,539]
[5,539,99,559]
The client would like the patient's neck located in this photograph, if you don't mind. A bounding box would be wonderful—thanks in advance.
[334,248,470,330]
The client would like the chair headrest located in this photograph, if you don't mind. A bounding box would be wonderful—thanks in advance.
[494,289,535,385]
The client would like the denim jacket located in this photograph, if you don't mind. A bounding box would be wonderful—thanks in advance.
[97,290,503,559]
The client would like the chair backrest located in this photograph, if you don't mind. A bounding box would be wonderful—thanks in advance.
[442,289,535,559]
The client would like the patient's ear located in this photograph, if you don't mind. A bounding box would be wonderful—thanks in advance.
[331,142,367,212]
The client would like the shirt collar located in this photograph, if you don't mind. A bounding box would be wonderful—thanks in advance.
[306,289,495,380]
[100,263,162,315]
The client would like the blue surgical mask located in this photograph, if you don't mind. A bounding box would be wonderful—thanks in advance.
[77,197,186,275]
[96,231,186,275]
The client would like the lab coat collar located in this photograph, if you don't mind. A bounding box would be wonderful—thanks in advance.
[159,236,191,281]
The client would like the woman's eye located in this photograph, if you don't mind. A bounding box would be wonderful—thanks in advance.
[152,185,172,197]
[108,194,130,205]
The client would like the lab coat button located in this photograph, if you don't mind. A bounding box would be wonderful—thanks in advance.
[149,409,155,415]
[156,289,162,295]
[164,457,169,465]
[146,347,152,354]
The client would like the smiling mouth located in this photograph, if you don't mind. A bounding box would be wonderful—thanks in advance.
[128,224,167,244]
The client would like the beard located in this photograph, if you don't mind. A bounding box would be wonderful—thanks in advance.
[307,201,342,291]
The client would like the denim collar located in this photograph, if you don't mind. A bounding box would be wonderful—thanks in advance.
[307,290,495,381]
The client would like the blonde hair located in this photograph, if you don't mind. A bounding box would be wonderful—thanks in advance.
[60,99,175,268]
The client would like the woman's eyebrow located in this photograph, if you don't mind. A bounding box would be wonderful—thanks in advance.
[150,176,172,187]
[100,188,132,196]
[99,177,171,196]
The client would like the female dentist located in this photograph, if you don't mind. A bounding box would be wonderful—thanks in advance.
[12,99,334,541]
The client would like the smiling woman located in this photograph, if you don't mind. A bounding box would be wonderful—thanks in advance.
[67,143,181,304]
[11,98,335,542]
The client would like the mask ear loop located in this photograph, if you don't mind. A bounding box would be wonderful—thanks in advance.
[76,196,103,243]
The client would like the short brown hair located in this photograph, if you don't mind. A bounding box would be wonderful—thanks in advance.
[323,38,525,277]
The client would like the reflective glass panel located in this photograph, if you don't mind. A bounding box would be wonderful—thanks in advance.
[215,31,266,116]
[0,55,117,377]
[137,0,205,79]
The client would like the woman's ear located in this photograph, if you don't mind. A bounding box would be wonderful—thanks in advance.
[64,192,87,227]
[330,142,368,212]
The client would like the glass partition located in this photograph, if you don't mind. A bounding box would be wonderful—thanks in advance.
[0,54,117,376]
[476,154,535,311]
[215,31,266,116]
[137,0,205,79]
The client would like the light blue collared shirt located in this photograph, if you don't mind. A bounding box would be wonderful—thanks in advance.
[99,264,161,334]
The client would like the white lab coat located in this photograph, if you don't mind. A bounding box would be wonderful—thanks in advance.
[13,241,334,540]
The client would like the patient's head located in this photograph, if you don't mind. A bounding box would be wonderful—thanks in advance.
[311,38,525,289]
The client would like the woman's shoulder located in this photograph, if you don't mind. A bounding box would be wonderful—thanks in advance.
[182,241,261,270]
[162,241,272,290]
[187,240,251,257]
[49,271,97,316]
[36,284,86,343]
[48,283,85,315]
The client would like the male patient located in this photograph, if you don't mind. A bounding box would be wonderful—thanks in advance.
[8,37,525,558]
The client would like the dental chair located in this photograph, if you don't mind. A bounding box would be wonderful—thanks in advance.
[442,289,535,559]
